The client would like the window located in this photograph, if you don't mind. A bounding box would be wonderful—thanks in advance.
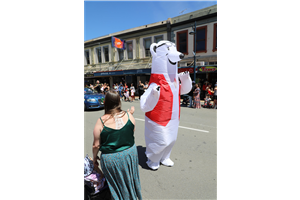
[213,23,217,52]
[96,47,101,63]
[103,46,109,62]
[127,41,133,59]
[118,48,124,61]
[143,37,151,57]
[195,26,207,53]
[85,50,90,65]
[154,35,163,43]
[176,30,188,55]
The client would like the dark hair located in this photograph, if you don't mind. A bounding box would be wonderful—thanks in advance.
[104,90,122,115]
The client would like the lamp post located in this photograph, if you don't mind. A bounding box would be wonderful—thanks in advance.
[189,21,197,82]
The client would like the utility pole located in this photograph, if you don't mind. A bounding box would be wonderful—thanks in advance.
[189,21,197,81]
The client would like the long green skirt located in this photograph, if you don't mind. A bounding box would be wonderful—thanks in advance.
[100,144,142,200]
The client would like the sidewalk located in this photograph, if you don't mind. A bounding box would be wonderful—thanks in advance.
[123,97,214,107]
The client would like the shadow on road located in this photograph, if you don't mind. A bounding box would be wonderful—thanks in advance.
[84,108,104,112]
[136,145,152,170]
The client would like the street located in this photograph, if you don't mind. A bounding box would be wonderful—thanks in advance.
[84,99,217,200]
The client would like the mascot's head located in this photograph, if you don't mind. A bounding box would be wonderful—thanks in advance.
[150,40,184,75]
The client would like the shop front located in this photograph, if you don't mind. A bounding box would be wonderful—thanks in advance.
[178,66,217,99]
[123,69,151,88]
[178,66,217,84]
[93,68,151,88]
[197,66,217,84]
[84,73,95,86]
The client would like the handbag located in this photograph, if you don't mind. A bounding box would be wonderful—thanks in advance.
[85,180,111,200]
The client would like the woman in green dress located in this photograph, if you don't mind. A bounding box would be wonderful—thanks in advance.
[92,90,142,200]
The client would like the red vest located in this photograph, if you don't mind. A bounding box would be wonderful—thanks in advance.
[146,74,180,126]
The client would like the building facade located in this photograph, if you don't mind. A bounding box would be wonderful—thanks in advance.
[171,5,217,87]
[84,19,170,88]
[84,5,217,89]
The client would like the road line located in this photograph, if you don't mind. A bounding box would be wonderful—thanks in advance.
[135,118,145,121]
[178,125,209,133]
[135,118,209,133]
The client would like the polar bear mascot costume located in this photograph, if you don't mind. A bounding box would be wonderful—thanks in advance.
[140,40,192,170]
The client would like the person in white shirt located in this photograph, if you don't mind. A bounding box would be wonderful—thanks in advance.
[130,83,135,102]
[144,81,149,92]
[89,83,94,91]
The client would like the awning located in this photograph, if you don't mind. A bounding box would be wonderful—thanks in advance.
[93,68,151,77]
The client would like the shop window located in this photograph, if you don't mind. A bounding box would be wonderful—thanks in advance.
[143,37,152,57]
[193,26,207,53]
[103,46,109,62]
[85,50,90,65]
[213,23,217,52]
[127,41,133,59]
[176,30,188,55]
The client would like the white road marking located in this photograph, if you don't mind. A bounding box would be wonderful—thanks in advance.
[134,118,145,121]
[178,126,209,133]
[135,118,209,133]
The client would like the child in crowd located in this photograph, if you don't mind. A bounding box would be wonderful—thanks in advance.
[84,155,105,194]
[124,88,130,102]
[203,94,212,108]
[131,89,135,102]
[130,83,135,102]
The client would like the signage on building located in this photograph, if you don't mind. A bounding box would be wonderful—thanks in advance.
[178,66,217,74]
[84,74,94,77]
[135,69,151,74]
[94,70,123,76]
[178,67,194,74]
[198,66,217,73]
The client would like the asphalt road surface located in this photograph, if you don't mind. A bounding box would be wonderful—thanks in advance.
[84,99,217,200]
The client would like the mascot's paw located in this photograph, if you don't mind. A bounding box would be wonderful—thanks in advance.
[146,159,160,170]
[160,158,174,167]
[151,85,160,99]
[178,71,190,80]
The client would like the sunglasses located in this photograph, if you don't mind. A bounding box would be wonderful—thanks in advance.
[154,42,176,52]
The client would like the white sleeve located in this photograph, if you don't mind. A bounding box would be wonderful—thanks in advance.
[140,83,160,113]
[178,71,192,95]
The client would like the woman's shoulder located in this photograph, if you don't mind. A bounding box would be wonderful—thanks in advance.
[127,111,135,124]
[99,115,107,123]
[94,117,104,131]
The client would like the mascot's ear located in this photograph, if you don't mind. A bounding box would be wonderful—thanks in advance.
[150,43,157,57]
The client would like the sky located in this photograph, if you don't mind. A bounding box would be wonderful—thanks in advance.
[84,1,217,41]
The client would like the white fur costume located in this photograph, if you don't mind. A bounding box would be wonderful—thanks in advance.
[140,40,192,170]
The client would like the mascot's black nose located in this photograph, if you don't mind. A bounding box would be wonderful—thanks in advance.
[179,54,184,59]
